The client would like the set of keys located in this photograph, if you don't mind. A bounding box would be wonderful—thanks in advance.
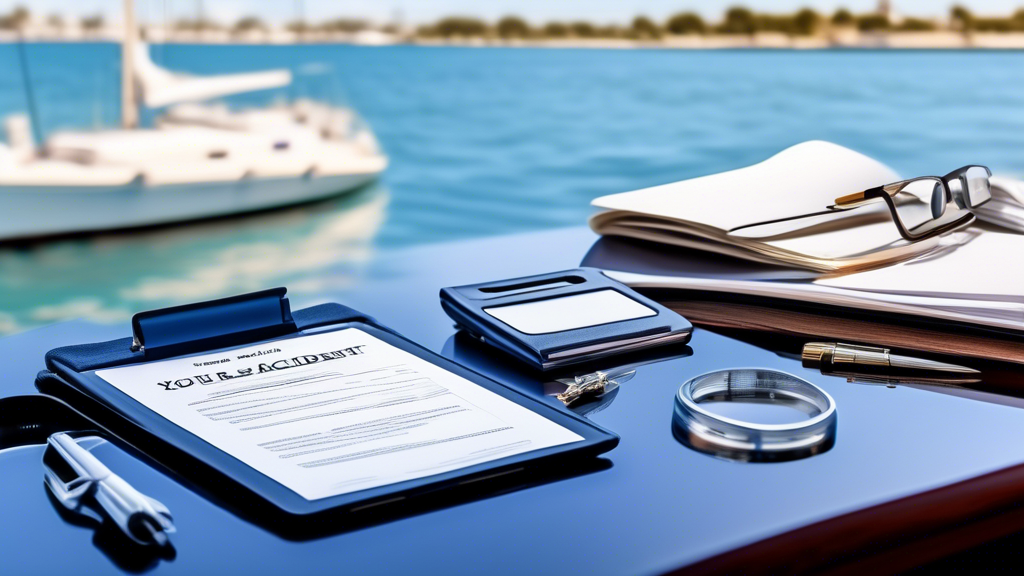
[554,368,636,407]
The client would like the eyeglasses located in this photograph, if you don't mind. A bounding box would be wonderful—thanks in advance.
[830,165,992,241]
[731,165,992,242]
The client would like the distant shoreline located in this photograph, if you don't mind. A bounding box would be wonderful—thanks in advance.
[412,32,1024,50]
[4,32,1024,50]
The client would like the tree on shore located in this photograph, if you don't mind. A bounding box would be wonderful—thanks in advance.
[81,14,104,32]
[717,7,757,35]
[792,9,821,36]
[631,16,661,39]
[949,5,1024,32]
[665,12,706,35]
[542,22,569,38]
[320,19,369,33]
[599,25,626,38]
[972,18,1020,32]
[29,4,1024,43]
[831,9,854,27]
[898,18,936,32]
[570,21,596,38]
[753,14,790,34]
[176,18,221,31]
[856,13,890,32]
[496,16,530,39]
[233,16,266,33]
[0,6,30,30]
[950,6,973,31]
[433,17,488,38]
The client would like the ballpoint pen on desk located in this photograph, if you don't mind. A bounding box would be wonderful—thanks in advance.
[43,432,175,547]
[0,395,175,549]
[798,342,1024,413]
[802,342,981,381]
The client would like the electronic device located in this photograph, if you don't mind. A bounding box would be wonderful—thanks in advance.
[440,268,692,370]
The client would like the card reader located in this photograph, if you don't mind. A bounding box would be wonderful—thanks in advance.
[440,268,692,370]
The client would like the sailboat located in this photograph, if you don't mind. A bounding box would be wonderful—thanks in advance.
[0,1,387,241]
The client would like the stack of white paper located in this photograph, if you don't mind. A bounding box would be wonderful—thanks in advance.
[590,141,940,273]
[599,230,1024,332]
[977,177,1024,233]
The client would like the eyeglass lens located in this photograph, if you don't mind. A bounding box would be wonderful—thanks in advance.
[891,178,968,238]
[963,166,992,208]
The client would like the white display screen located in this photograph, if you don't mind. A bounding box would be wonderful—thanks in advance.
[484,289,656,335]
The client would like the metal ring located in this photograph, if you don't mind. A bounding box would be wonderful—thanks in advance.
[673,368,837,462]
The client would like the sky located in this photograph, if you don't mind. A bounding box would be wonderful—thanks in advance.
[3,1,1023,26]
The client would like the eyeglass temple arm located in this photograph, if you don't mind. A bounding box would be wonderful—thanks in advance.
[831,186,888,210]
[728,184,890,235]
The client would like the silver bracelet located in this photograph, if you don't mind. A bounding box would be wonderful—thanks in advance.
[674,368,837,462]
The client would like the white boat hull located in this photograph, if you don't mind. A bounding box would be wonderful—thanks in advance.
[0,171,380,241]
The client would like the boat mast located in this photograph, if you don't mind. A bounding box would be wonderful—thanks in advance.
[14,27,43,146]
[121,0,138,128]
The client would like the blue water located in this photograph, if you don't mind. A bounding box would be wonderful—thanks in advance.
[1,44,1023,333]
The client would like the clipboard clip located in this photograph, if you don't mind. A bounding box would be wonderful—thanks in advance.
[130,288,297,360]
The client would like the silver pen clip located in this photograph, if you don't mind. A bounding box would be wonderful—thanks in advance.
[43,432,175,546]
[555,368,636,407]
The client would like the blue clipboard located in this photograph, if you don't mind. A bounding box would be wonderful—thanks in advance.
[37,288,618,519]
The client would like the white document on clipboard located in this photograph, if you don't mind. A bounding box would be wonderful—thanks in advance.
[96,328,582,501]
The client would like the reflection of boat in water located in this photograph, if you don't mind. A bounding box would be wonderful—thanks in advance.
[0,184,390,335]
[0,1,386,241]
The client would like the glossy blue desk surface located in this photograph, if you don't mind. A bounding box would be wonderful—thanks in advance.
[4,227,1024,575]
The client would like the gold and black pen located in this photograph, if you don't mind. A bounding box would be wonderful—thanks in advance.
[802,342,980,380]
